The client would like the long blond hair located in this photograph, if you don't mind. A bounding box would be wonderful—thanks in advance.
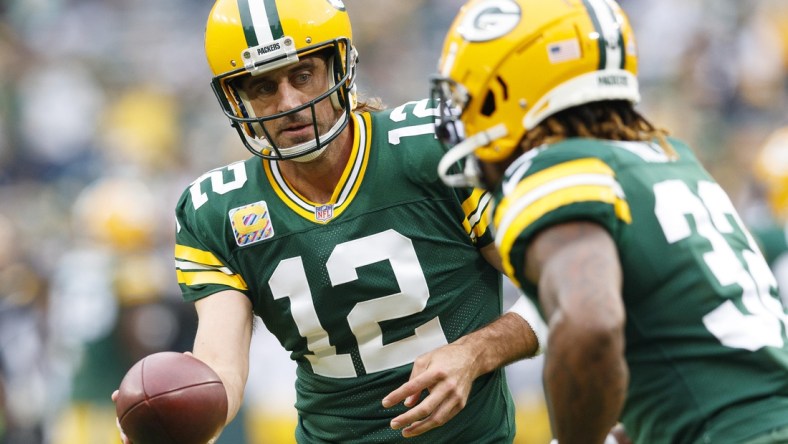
[354,95,384,114]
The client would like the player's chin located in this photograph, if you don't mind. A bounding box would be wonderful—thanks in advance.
[266,136,304,152]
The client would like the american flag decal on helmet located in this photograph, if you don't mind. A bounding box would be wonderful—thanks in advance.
[229,201,275,246]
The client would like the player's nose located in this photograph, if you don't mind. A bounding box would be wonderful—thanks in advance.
[275,81,305,114]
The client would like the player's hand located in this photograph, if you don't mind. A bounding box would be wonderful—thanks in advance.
[111,390,132,444]
[381,341,479,438]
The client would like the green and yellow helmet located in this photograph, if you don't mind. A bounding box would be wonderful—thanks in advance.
[205,0,357,160]
[433,0,640,187]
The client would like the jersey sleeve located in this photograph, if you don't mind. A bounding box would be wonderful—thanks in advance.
[494,151,632,288]
[173,190,249,302]
[458,187,495,247]
[376,99,496,248]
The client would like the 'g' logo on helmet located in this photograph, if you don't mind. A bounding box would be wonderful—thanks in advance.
[325,0,346,11]
[457,0,521,42]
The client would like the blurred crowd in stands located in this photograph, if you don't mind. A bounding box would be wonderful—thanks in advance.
[0,1,786,443]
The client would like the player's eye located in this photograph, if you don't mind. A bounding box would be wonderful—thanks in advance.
[293,72,312,86]
[254,80,277,96]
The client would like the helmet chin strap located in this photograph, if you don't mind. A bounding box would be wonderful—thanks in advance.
[290,144,329,163]
[438,123,508,188]
[247,110,348,162]
[281,110,347,162]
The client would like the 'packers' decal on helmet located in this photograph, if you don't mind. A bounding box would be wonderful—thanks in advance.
[325,0,346,11]
[457,0,521,42]
[205,0,357,161]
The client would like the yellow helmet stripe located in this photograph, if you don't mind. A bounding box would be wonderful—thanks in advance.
[583,0,625,70]
[239,0,283,48]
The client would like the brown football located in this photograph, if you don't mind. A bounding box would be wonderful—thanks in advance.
[115,352,227,444]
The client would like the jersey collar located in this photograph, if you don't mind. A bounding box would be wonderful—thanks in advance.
[263,112,371,224]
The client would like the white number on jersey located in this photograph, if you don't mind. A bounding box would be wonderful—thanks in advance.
[269,229,448,378]
[654,180,787,351]
[388,99,438,145]
[189,161,248,210]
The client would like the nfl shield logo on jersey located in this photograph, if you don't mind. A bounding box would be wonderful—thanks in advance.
[314,204,334,222]
[229,201,275,247]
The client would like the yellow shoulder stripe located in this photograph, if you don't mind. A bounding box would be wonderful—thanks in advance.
[461,188,493,241]
[497,183,631,287]
[174,244,225,267]
[494,158,615,227]
[176,269,248,291]
[461,188,488,216]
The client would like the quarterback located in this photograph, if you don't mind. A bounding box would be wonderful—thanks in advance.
[430,0,788,443]
[115,0,541,443]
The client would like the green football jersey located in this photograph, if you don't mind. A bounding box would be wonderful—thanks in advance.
[174,100,515,443]
[492,137,788,444]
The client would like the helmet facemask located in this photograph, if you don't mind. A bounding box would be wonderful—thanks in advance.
[211,37,358,162]
[432,75,468,148]
[432,0,640,189]
[432,75,509,189]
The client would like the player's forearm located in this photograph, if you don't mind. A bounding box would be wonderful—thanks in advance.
[452,311,540,377]
[543,311,627,444]
[193,349,248,425]
[532,222,628,443]
[193,291,253,425]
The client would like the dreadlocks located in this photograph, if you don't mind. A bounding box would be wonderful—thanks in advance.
[520,100,676,159]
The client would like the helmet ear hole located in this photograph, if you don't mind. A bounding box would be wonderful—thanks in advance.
[481,91,496,117]
[232,88,252,133]
[326,44,358,111]
[327,54,345,110]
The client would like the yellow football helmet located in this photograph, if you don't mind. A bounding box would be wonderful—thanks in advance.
[72,177,159,252]
[754,127,788,222]
[205,0,357,160]
[433,0,639,186]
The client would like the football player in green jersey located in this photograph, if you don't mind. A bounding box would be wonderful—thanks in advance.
[115,0,544,443]
[428,0,788,443]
